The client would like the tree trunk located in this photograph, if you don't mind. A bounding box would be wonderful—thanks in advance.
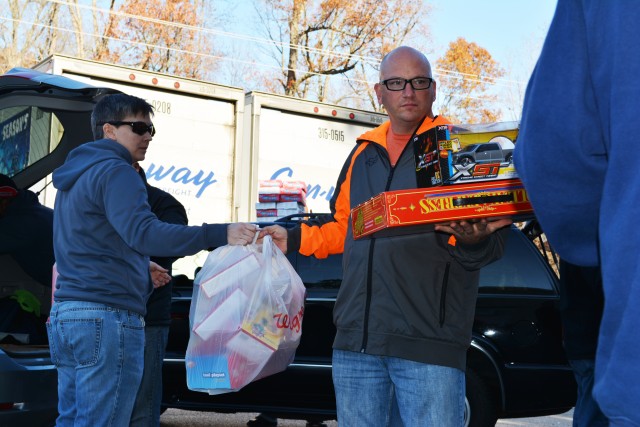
[284,0,303,96]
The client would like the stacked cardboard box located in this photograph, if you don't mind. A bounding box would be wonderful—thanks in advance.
[256,180,307,222]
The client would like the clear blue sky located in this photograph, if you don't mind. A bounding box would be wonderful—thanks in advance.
[430,0,558,81]
[425,0,559,119]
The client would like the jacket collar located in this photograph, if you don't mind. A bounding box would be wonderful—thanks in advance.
[357,115,451,149]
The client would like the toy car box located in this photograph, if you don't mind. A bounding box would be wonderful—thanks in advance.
[415,121,519,187]
[352,122,532,239]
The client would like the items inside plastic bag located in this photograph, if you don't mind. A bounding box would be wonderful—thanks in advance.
[186,235,306,394]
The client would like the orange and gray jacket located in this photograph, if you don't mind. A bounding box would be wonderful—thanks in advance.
[287,116,507,370]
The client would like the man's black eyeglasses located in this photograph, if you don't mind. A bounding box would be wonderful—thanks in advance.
[380,77,434,91]
[105,121,156,137]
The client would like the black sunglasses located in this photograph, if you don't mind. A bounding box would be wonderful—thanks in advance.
[106,121,156,137]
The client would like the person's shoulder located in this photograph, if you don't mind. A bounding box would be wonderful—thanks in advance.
[98,161,144,194]
[3,191,52,221]
[357,121,390,144]
[21,189,52,210]
[146,183,172,200]
[436,115,453,125]
[147,184,185,209]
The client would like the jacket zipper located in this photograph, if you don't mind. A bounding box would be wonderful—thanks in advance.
[360,239,376,352]
[359,119,429,352]
[439,261,451,327]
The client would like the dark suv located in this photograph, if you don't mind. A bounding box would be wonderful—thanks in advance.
[0,68,575,427]
[0,68,119,426]
[162,215,576,427]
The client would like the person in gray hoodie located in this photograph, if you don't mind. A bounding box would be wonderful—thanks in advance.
[47,93,257,427]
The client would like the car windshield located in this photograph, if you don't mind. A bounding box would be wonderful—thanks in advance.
[479,229,557,295]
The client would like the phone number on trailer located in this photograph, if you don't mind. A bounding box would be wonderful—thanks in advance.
[318,127,345,141]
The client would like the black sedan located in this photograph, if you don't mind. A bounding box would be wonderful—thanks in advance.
[162,217,576,427]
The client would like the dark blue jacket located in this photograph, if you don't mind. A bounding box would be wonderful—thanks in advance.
[52,138,228,315]
[514,0,640,423]
[142,172,189,327]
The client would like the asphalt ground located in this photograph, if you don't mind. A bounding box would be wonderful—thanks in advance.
[160,408,574,426]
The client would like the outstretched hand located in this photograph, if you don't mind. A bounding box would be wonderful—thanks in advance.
[227,223,259,245]
[434,217,512,245]
[257,225,288,253]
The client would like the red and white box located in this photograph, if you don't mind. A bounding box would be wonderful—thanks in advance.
[258,187,281,202]
[258,180,308,203]
[282,180,307,193]
[278,188,306,203]
[256,209,278,218]
[259,179,283,188]
[351,178,533,239]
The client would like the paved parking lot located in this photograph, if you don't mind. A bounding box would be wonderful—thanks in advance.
[497,409,573,426]
[160,408,574,426]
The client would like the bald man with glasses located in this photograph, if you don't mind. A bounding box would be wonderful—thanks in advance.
[260,46,510,426]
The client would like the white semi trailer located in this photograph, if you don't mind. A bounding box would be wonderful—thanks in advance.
[34,55,386,276]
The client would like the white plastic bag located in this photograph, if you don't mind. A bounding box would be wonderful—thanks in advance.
[185,235,306,394]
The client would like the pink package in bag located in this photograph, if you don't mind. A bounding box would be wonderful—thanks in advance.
[185,235,306,394]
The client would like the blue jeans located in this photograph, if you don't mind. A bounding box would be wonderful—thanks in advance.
[130,325,169,427]
[47,301,145,427]
[570,359,609,427]
[332,349,465,427]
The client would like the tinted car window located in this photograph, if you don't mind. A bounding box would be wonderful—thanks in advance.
[295,253,342,290]
[292,228,554,294]
[0,106,63,175]
[479,229,556,294]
